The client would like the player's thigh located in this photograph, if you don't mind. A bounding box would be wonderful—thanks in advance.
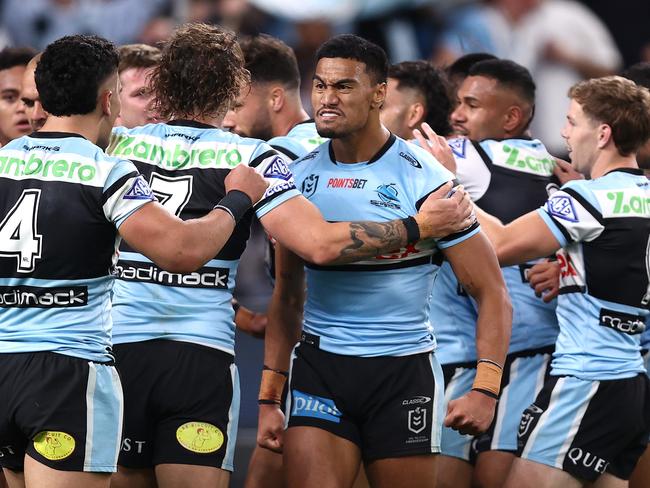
[365,454,437,488]
[2,469,23,488]
[591,472,627,488]
[243,446,284,488]
[504,457,583,488]
[155,464,230,488]
[473,450,516,488]
[629,444,650,488]
[436,455,472,488]
[23,454,110,488]
[284,427,361,488]
[110,466,156,488]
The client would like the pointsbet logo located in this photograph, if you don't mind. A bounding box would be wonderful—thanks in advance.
[33,431,75,461]
[0,153,96,181]
[110,135,243,169]
[176,422,224,454]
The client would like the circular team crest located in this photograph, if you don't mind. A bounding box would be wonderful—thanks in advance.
[176,422,224,454]
[33,431,75,461]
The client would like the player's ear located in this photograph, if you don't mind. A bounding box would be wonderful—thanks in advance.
[596,123,612,150]
[371,81,387,109]
[100,89,113,117]
[407,102,425,130]
[270,86,285,113]
[504,105,523,133]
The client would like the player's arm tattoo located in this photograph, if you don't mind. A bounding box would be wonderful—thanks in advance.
[336,220,407,262]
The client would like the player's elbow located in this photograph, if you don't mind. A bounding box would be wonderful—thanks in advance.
[307,246,339,266]
[153,248,207,274]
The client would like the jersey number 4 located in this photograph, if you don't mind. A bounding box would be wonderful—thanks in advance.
[0,189,43,273]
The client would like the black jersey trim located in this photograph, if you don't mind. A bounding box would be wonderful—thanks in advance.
[471,140,492,168]
[546,214,573,243]
[270,145,299,161]
[558,285,586,295]
[328,133,396,166]
[166,119,216,129]
[563,187,604,225]
[305,254,436,272]
[438,220,480,243]
[414,179,458,211]
[603,167,644,177]
[102,171,140,204]
[253,186,297,212]
[28,131,86,139]
[249,149,280,169]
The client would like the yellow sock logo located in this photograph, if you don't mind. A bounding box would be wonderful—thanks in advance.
[176,422,223,454]
[33,431,75,461]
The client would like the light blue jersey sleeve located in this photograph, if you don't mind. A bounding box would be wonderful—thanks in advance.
[102,158,155,229]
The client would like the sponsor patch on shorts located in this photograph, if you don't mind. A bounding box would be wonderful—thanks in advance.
[176,422,224,454]
[33,431,76,461]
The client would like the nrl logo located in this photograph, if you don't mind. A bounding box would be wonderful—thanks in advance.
[408,406,427,434]
[301,174,319,198]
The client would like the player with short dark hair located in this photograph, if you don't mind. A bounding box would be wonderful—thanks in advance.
[446,52,498,91]
[115,44,161,128]
[0,33,268,488]
[0,47,36,146]
[380,60,452,139]
[257,34,511,488]
[426,58,559,488]
[107,24,474,488]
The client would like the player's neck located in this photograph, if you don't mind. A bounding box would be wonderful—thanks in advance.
[590,150,639,179]
[274,106,310,138]
[172,113,223,128]
[331,119,390,164]
[39,115,101,144]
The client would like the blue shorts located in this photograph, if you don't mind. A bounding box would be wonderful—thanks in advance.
[440,362,476,462]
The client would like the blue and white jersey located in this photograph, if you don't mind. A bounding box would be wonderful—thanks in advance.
[0,132,154,361]
[433,137,559,362]
[539,169,649,380]
[107,120,300,355]
[268,120,326,161]
[291,134,480,357]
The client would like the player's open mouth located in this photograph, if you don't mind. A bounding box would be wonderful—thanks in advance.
[318,110,342,120]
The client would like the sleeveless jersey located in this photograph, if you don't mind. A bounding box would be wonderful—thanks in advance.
[107,120,300,354]
[432,137,559,364]
[291,134,480,357]
[539,169,649,379]
[0,132,154,361]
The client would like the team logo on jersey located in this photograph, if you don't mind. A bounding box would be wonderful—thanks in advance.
[448,138,467,159]
[547,195,578,222]
[291,390,342,423]
[407,406,427,434]
[399,152,422,168]
[124,176,154,200]
[301,174,319,198]
[518,404,543,438]
[371,184,401,209]
[176,422,224,454]
[263,156,292,181]
[33,431,75,461]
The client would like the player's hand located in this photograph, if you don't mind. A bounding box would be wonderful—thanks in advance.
[528,260,561,303]
[444,390,496,435]
[257,404,286,453]
[416,182,475,239]
[413,123,457,174]
[225,164,269,203]
[553,158,584,185]
[234,306,267,338]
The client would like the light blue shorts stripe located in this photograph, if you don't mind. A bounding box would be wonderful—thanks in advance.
[440,366,475,461]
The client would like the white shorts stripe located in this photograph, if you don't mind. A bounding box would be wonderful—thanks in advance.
[222,363,240,471]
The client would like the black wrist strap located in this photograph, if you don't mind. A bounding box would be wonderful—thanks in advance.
[214,190,252,223]
[263,365,289,377]
[258,399,281,405]
[401,216,420,244]
[472,387,499,400]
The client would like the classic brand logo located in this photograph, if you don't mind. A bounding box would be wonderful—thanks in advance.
[291,390,342,424]
[33,431,75,461]
[176,422,224,454]
[399,152,421,168]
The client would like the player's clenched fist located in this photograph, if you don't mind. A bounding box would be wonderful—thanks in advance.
[257,404,286,453]
[444,390,497,436]
[415,182,476,239]
[225,164,269,203]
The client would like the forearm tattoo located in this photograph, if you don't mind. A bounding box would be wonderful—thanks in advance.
[335,220,407,263]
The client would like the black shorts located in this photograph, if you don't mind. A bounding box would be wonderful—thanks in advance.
[517,373,650,482]
[0,352,122,473]
[113,340,239,471]
[285,339,444,461]
[474,346,553,454]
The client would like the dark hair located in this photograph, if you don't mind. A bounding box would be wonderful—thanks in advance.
[620,62,650,90]
[315,34,388,84]
[446,52,497,80]
[152,23,250,120]
[36,35,118,116]
[118,44,161,73]
[239,34,300,90]
[389,61,452,136]
[569,76,650,156]
[468,59,535,105]
[0,46,37,72]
